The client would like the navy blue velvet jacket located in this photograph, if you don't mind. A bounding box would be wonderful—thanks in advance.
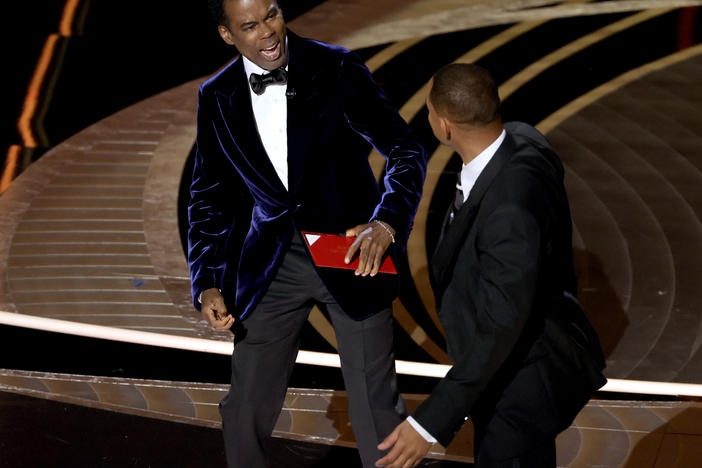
[187,32,427,320]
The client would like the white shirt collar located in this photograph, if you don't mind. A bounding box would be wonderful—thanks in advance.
[242,55,269,79]
[460,129,506,202]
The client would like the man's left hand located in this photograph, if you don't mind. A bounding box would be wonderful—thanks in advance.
[345,221,395,276]
[375,420,432,467]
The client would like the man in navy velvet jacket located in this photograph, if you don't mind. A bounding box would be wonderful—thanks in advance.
[187,1,427,466]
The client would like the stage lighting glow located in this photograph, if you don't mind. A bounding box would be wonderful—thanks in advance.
[2,310,702,398]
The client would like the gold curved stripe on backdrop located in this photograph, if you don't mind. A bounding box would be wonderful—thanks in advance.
[499,8,673,101]
[537,43,702,134]
[366,38,425,74]
[394,0,598,128]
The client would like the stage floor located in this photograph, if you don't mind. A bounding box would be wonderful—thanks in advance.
[2,1,702,466]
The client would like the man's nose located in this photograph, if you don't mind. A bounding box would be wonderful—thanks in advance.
[260,22,274,37]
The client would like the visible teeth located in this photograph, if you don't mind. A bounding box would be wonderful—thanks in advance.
[261,42,279,60]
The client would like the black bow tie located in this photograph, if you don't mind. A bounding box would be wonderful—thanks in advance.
[249,67,288,95]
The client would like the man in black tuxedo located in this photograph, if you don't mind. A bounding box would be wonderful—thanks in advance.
[376,64,605,467]
[187,0,427,467]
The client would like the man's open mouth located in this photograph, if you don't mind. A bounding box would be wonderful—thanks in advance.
[260,42,281,61]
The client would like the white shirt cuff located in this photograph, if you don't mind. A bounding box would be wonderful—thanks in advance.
[406,416,437,444]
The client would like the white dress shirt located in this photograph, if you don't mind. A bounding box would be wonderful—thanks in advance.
[243,56,289,190]
[406,128,506,444]
[460,129,506,202]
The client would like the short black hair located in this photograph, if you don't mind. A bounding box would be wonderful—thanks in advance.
[208,0,227,26]
[209,0,284,28]
[429,63,500,127]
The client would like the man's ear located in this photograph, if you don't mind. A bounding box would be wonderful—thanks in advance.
[440,117,452,142]
[218,25,236,46]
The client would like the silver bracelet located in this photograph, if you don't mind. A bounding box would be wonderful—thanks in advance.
[374,219,395,244]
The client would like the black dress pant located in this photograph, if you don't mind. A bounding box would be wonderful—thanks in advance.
[219,234,405,467]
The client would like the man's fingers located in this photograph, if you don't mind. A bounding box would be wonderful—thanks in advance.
[350,227,372,271]
[362,236,381,276]
[211,304,227,320]
[376,428,403,467]
[356,236,373,275]
[369,242,383,276]
[362,235,389,277]
[199,289,234,330]
[345,237,361,264]
[202,304,234,330]
[203,308,218,324]
[377,446,408,468]
[214,315,235,330]
[361,239,373,275]
[375,447,400,467]
[345,222,393,275]
[377,421,432,468]
[345,226,373,263]
[345,224,365,237]
[377,428,399,451]
[211,312,234,330]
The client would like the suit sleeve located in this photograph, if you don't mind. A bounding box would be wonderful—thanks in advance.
[339,52,427,245]
[413,202,542,446]
[187,86,246,311]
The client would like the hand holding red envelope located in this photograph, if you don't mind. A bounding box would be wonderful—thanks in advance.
[301,231,397,274]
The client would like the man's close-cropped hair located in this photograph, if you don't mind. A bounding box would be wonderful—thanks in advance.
[208,0,227,26]
[430,63,501,127]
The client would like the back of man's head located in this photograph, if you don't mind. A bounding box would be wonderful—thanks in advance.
[429,64,501,128]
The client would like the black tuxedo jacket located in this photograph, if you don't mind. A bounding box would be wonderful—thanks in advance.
[187,32,427,320]
[413,122,605,447]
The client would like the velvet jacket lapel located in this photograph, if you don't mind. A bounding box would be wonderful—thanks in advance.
[222,58,288,197]
[431,132,516,294]
[286,32,326,196]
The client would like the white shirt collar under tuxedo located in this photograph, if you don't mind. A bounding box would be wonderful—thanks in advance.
[460,129,506,202]
[242,55,289,191]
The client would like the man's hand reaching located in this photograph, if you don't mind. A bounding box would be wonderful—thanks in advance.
[376,420,432,467]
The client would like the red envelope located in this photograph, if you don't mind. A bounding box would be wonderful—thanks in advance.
[300,231,397,274]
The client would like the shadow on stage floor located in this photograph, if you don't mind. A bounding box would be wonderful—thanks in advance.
[0,391,469,468]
